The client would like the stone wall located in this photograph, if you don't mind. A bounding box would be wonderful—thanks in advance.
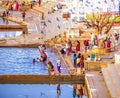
[0,74,85,84]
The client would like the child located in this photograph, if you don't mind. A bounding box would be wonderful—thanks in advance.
[32,58,36,62]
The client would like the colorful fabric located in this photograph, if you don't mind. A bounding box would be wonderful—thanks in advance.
[47,64,51,69]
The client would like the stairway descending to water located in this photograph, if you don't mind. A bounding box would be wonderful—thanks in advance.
[102,64,120,98]
[85,71,109,98]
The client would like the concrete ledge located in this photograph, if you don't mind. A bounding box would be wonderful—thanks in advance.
[102,68,119,98]
[0,43,40,47]
[0,25,28,34]
[92,48,111,53]
[0,74,85,84]
[0,39,7,44]
[85,75,92,98]
[85,61,107,71]
[85,71,110,98]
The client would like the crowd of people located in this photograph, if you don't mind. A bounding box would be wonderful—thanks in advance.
[73,53,85,74]
[33,44,62,75]
[60,39,85,74]
[33,31,119,76]
[59,31,119,74]
[90,32,120,50]
[57,84,87,98]
[1,1,27,21]
[73,84,87,98]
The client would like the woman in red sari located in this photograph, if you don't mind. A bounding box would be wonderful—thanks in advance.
[80,55,84,73]
[38,0,41,6]
[76,40,80,53]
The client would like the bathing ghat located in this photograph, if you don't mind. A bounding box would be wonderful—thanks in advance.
[0,1,120,98]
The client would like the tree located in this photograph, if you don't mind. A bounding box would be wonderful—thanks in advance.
[83,12,119,35]
[82,12,120,49]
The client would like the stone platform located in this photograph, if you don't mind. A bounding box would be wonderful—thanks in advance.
[85,71,109,98]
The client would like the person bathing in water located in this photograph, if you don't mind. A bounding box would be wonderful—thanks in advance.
[32,58,40,62]
[40,50,47,62]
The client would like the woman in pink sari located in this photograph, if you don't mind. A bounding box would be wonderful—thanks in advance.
[15,1,19,11]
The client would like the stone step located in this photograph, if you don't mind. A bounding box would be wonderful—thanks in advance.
[42,4,51,10]
[47,1,57,7]
[102,67,119,98]
[34,18,41,33]
[85,71,109,98]
[107,64,120,96]
[33,6,48,14]
[54,45,76,75]
[114,64,120,77]
[85,73,98,98]
[0,39,7,44]
[40,6,50,12]
[28,9,42,16]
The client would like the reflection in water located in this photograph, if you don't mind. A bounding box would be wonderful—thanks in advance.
[73,84,87,98]
[0,84,88,98]
[73,85,76,98]
[57,84,61,98]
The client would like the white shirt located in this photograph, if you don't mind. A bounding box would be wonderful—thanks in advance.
[57,60,61,66]
[87,57,91,61]
[91,33,94,41]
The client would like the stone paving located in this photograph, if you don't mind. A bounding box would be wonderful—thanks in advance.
[85,71,109,98]
[0,1,75,45]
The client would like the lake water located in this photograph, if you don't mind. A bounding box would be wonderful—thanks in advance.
[0,48,68,75]
[0,84,87,98]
